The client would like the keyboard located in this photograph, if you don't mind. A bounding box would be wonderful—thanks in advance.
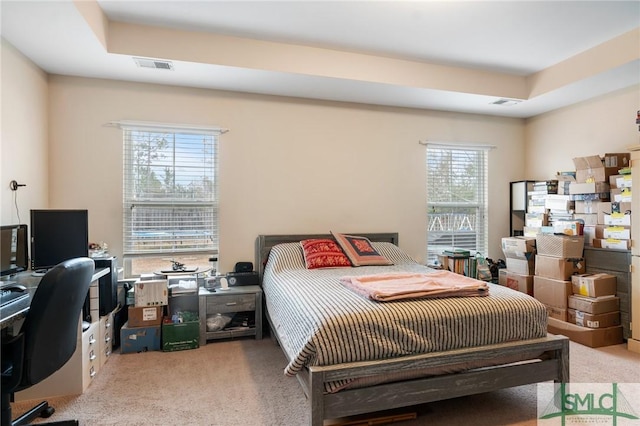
[0,286,29,308]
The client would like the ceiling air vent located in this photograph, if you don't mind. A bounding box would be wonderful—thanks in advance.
[133,57,174,71]
[490,98,523,106]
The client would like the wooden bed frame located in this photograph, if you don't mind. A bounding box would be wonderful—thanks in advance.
[255,233,570,426]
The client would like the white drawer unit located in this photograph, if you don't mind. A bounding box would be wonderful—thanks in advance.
[99,313,113,368]
[14,267,112,402]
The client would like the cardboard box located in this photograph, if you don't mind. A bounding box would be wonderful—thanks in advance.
[573,153,630,184]
[611,188,632,203]
[603,152,630,171]
[545,305,567,322]
[535,234,584,258]
[498,269,533,295]
[535,255,585,281]
[572,213,598,226]
[134,279,168,307]
[567,294,619,314]
[533,276,572,309]
[602,212,631,226]
[505,257,535,275]
[591,238,631,250]
[547,317,623,348]
[501,236,536,260]
[573,155,605,183]
[162,319,200,352]
[610,174,632,189]
[596,202,631,224]
[525,212,547,228]
[574,200,603,214]
[551,220,583,236]
[567,309,620,329]
[545,194,573,211]
[583,225,595,246]
[120,322,161,354]
[569,181,610,195]
[570,273,617,297]
[128,306,164,327]
[595,225,631,240]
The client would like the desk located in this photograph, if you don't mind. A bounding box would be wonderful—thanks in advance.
[0,268,109,330]
[0,267,111,402]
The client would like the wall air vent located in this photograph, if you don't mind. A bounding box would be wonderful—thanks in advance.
[490,98,523,106]
[133,57,174,71]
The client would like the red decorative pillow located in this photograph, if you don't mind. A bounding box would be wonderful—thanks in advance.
[300,239,352,269]
[331,232,393,266]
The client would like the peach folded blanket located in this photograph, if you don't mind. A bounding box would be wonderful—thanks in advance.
[339,270,489,302]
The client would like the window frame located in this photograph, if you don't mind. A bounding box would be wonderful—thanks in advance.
[426,143,490,264]
[116,121,225,277]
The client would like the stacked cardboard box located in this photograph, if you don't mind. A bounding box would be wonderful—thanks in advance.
[498,236,535,295]
[570,153,632,248]
[533,234,585,321]
[547,273,623,348]
[121,279,169,354]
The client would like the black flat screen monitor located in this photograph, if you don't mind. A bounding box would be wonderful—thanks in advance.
[0,224,29,276]
[30,209,89,271]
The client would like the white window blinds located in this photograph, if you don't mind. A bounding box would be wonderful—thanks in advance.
[122,124,221,256]
[426,144,489,263]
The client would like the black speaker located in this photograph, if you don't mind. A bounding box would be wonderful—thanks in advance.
[226,271,259,287]
[234,262,253,273]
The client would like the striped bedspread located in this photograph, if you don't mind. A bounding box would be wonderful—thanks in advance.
[262,242,548,393]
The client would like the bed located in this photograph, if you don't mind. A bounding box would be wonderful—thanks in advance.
[255,233,569,426]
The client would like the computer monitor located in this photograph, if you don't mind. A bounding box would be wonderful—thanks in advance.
[0,224,29,276]
[30,209,89,271]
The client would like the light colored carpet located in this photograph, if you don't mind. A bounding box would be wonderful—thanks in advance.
[10,337,640,425]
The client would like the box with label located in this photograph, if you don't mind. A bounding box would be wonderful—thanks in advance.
[570,273,617,298]
[603,152,630,172]
[505,257,535,275]
[572,213,598,226]
[574,200,604,214]
[535,234,584,258]
[134,279,168,307]
[120,322,161,354]
[533,276,572,309]
[573,155,605,183]
[591,238,631,250]
[552,220,583,236]
[162,318,200,352]
[544,194,573,211]
[545,305,567,322]
[128,306,164,327]
[525,213,547,228]
[610,174,632,189]
[498,269,533,296]
[569,181,610,195]
[547,317,623,348]
[501,236,536,260]
[567,309,620,329]
[602,212,631,227]
[595,225,631,240]
[535,255,585,281]
[611,188,632,203]
[596,202,631,224]
[567,294,619,314]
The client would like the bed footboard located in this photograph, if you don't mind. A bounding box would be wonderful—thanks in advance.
[306,335,569,426]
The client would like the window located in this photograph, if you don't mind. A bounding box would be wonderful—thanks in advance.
[426,144,489,264]
[120,122,223,276]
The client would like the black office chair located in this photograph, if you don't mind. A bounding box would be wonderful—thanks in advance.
[1,257,95,426]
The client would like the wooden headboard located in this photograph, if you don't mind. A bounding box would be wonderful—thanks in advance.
[254,232,399,281]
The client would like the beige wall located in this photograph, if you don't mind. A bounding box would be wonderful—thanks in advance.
[525,86,640,179]
[0,39,49,225]
[4,36,638,275]
[40,75,525,272]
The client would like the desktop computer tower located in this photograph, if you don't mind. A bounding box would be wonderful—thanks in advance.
[94,257,118,316]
